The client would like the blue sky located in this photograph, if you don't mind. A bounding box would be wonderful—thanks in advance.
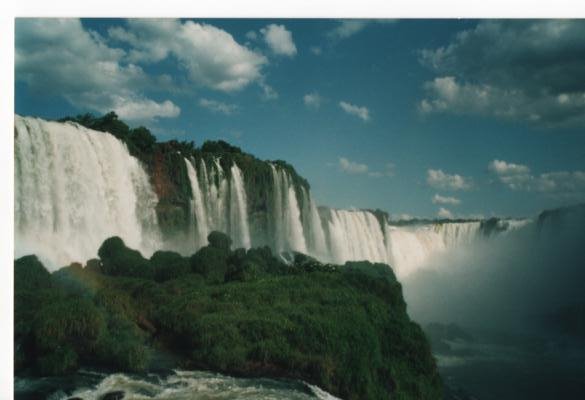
[15,19,585,219]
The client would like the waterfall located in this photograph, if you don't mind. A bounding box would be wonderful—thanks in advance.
[269,165,307,253]
[323,209,388,265]
[184,157,251,250]
[229,163,251,249]
[300,187,328,258]
[385,222,482,277]
[15,115,523,277]
[270,165,285,252]
[14,115,160,270]
[184,158,209,248]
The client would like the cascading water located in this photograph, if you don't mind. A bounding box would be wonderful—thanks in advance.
[183,156,251,251]
[184,158,209,248]
[300,187,328,258]
[14,116,161,270]
[229,163,251,249]
[269,165,307,253]
[323,209,388,265]
[15,115,522,277]
[384,222,483,277]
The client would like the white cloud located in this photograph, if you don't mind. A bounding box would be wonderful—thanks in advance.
[327,19,398,40]
[338,157,369,174]
[437,207,454,219]
[419,20,585,127]
[368,163,395,178]
[310,46,322,55]
[328,20,370,39]
[15,19,179,121]
[488,159,585,195]
[337,158,394,178]
[112,97,180,121]
[198,98,238,115]
[245,30,258,40]
[303,92,322,109]
[488,160,530,175]
[427,169,473,191]
[418,76,579,125]
[110,19,267,92]
[432,194,461,205]
[339,101,370,121]
[260,24,297,57]
[260,81,279,100]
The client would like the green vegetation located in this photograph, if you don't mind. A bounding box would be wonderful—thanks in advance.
[15,232,441,399]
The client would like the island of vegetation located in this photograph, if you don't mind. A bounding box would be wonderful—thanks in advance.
[15,231,442,399]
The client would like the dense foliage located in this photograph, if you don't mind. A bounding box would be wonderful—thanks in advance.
[15,233,442,399]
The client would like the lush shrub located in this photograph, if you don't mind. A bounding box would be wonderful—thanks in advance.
[14,255,51,293]
[129,126,156,154]
[200,140,242,154]
[98,237,152,279]
[150,250,190,282]
[207,231,232,251]
[190,247,229,283]
[95,314,150,371]
[37,344,78,376]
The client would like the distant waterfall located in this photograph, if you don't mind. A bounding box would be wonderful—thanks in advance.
[269,165,307,253]
[183,157,251,250]
[385,222,481,277]
[14,116,161,270]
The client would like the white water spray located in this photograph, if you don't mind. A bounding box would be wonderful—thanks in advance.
[15,116,160,270]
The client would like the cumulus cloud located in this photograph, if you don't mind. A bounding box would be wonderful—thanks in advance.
[260,24,297,57]
[488,159,530,175]
[488,159,585,195]
[432,194,461,205]
[339,101,370,121]
[419,20,585,127]
[437,207,454,219]
[303,92,322,109]
[328,20,370,39]
[245,30,258,41]
[427,169,472,191]
[327,19,398,40]
[368,163,395,178]
[198,98,238,115]
[113,97,180,120]
[259,81,279,100]
[336,158,394,178]
[310,46,322,55]
[15,19,180,121]
[109,19,267,92]
[338,157,369,174]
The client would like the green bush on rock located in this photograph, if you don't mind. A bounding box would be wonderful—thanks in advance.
[14,234,442,399]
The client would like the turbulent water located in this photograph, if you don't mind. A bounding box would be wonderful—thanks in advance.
[14,116,161,269]
[15,370,341,400]
[15,116,522,274]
